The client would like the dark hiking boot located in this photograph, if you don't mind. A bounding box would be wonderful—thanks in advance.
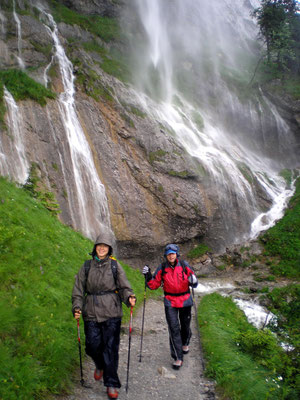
[182,345,189,354]
[107,387,119,399]
[94,368,103,381]
[172,359,183,370]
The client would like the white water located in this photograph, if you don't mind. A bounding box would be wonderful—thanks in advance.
[126,0,300,244]
[234,298,275,329]
[41,10,111,239]
[250,175,297,238]
[195,280,235,294]
[0,8,6,35]
[0,88,29,183]
[13,0,25,69]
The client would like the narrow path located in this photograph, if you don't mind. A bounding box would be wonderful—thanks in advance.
[63,297,216,400]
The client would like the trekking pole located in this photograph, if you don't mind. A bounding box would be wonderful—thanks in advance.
[138,271,147,362]
[77,319,85,387]
[76,319,92,389]
[125,306,133,393]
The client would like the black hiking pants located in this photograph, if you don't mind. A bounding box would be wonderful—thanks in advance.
[165,305,192,361]
[84,318,121,388]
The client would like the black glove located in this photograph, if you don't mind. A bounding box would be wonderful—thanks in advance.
[188,274,198,287]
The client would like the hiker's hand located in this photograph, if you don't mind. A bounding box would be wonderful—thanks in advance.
[188,274,197,286]
[143,265,150,275]
[129,295,136,307]
[74,308,81,320]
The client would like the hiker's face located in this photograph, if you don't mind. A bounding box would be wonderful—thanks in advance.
[96,243,109,259]
[166,252,177,264]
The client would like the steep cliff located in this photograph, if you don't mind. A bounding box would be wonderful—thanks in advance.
[0,0,299,265]
[0,0,217,264]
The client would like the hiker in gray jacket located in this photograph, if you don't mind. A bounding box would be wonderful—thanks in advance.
[72,232,136,400]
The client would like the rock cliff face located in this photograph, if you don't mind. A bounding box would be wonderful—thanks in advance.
[0,0,218,265]
[0,0,299,266]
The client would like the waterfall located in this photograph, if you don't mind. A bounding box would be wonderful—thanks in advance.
[0,88,29,183]
[0,7,6,36]
[12,0,25,69]
[125,0,299,244]
[40,9,112,240]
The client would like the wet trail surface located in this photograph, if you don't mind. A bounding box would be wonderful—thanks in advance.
[60,298,216,400]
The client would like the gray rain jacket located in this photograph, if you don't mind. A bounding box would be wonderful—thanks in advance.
[72,256,134,323]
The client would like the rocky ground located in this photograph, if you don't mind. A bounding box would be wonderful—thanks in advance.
[57,297,216,400]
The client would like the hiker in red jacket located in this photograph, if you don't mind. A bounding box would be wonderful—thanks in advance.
[143,244,198,369]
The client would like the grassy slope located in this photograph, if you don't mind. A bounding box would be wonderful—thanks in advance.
[198,178,300,400]
[0,177,145,400]
[260,177,300,278]
[198,294,281,400]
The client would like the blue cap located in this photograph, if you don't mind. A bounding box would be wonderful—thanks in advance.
[164,244,179,256]
[165,249,177,255]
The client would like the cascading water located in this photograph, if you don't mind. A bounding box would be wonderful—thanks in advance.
[12,0,25,69]
[0,88,29,183]
[38,9,112,240]
[125,0,299,244]
[0,8,6,35]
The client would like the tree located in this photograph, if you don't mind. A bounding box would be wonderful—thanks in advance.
[252,0,299,75]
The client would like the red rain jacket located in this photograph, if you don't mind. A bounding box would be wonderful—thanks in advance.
[147,258,196,308]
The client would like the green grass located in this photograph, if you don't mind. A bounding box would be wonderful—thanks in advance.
[49,0,120,43]
[260,177,300,278]
[187,243,212,259]
[0,177,146,400]
[0,69,56,106]
[198,293,289,399]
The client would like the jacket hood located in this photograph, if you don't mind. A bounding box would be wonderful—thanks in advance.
[91,231,114,257]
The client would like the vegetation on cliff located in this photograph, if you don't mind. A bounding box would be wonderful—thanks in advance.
[252,0,300,98]
[0,69,56,127]
[260,176,300,278]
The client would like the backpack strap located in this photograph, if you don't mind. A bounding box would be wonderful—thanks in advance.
[109,256,118,287]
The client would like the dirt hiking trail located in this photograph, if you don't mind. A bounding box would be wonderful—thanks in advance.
[60,298,216,400]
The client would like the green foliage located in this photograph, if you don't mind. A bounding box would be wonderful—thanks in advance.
[100,48,131,83]
[23,163,60,216]
[187,243,212,259]
[72,60,114,102]
[235,329,289,372]
[49,0,120,42]
[149,149,168,164]
[82,41,132,83]
[168,170,189,178]
[260,177,300,278]
[267,285,300,343]
[198,293,281,399]
[0,178,147,399]
[252,0,300,78]
[0,69,56,106]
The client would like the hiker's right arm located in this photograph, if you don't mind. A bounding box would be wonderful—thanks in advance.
[71,265,86,317]
[144,265,163,290]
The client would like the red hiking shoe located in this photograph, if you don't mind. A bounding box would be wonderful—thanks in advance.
[94,368,103,381]
[107,387,119,399]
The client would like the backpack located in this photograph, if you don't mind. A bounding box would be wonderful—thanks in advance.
[83,256,118,289]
